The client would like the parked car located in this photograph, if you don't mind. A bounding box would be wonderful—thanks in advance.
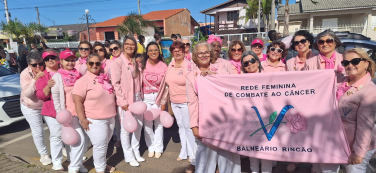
[54,47,78,55]
[0,66,23,127]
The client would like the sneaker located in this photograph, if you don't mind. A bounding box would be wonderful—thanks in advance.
[40,154,52,165]
[155,152,162,158]
[52,163,64,171]
[136,156,145,162]
[79,165,88,173]
[148,152,154,158]
[129,160,140,167]
[62,148,67,157]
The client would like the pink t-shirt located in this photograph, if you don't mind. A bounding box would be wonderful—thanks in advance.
[165,61,188,104]
[63,84,77,116]
[72,72,116,119]
[261,60,286,72]
[143,60,167,94]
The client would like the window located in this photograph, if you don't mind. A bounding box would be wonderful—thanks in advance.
[227,11,239,21]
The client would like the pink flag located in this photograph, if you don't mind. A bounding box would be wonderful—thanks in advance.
[197,70,350,163]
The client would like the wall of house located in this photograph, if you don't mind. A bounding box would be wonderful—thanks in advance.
[218,12,227,22]
[312,15,352,27]
[165,9,192,36]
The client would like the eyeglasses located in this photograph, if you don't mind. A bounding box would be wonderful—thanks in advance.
[293,39,307,46]
[88,62,101,67]
[94,48,104,53]
[124,43,135,47]
[30,62,44,67]
[317,38,334,45]
[78,47,90,51]
[341,58,366,67]
[44,56,57,61]
[109,47,119,52]
[270,47,283,53]
[64,59,76,63]
[251,44,263,49]
[242,58,257,67]
[231,48,243,53]
[173,50,183,54]
[197,51,211,57]
[184,43,190,47]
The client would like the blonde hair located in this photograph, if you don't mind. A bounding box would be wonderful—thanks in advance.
[192,41,216,66]
[344,48,376,78]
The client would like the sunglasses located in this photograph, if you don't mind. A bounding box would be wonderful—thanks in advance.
[341,58,366,67]
[293,39,307,46]
[44,56,57,61]
[242,58,257,67]
[78,47,90,51]
[184,43,190,47]
[63,59,76,63]
[88,62,101,66]
[251,44,263,49]
[317,38,334,45]
[94,48,104,53]
[270,47,283,53]
[109,47,119,52]
[30,62,45,67]
[231,48,243,53]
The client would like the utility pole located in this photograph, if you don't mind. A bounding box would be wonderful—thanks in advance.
[138,0,141,15]
[271,0,276,30]
[257,0,261,36]
[4,0,13,43]
[35,7,40,25]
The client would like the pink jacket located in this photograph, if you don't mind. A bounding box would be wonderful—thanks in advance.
[155,58,192,106]
[20,67,43,109]
[110,53,143,107]
[305,51,346,79]
[35,70,56,117]
[338,73,376,158]
[186,63,230,128]
[285,51,317,71]
[215,58,232,74]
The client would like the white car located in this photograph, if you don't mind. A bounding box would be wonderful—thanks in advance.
[0,66,23,127]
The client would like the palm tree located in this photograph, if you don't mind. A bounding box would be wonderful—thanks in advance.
[282,0,317,36]
[117,11,157,38]
[28,22,48,43]
[0,18,24,42]
[238,0,259,30]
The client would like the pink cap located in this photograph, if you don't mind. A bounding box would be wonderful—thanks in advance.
[42,51,57,59]
[60,50,76,60]
[251,39,264,46]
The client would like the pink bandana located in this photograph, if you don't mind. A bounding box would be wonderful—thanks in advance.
[336,82,351,100]
[319,52,336,69]
[207,35,222,45]
[58,69,81,86]
[231,59,241,74]
[185,53,191,61]
[78,57,87,64]
[95,73,114,94]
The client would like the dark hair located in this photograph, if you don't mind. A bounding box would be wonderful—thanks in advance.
[313,29,342,50]
[171,34,177,39]
[78,40,93,51]
[141,42,165,70]
[220,36,224,40]
[154,34,161,41]
[266,41,288,59]
[30,42,36,45]
[228,40,246,60]
[268,30,278,41]
[105,40,110,43]
[93,42,110,59]
[291,30,314,50]
[122,35,140,77]
[169,41,185,53]
[138,35,145,42]
[176,33,181,39]
[241,51,263,73]
[40,42,49,49]
[110,40,122,48]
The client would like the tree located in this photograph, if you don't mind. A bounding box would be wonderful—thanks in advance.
[238,0,259,30]
[28,22,48,42]
[117,11,157,37]
[0,18,24,42]
[282,0,317,36]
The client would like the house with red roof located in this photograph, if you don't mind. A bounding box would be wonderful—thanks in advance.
[81,8,199,41]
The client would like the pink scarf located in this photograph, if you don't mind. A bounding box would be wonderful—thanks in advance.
[336,82,351,100]
[231,60,241,74]
[78,57,87,64]
[58,69,81,86]
[319,52,336,69]
[95,73,114,94]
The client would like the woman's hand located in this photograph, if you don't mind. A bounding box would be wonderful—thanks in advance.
[121,105,129,111]
[348,153,363,165]
[34,71,45,80]
[47,79,55,88]
[192,127,202,141]
[80,118,92,131]
[161,104,166,111]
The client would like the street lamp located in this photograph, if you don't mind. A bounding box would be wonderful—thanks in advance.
[78,9,95,41]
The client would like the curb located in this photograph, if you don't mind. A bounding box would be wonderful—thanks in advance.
[0,152,29,164]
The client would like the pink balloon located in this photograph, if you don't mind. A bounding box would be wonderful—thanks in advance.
[128,101,147,115]
[79,64,87,76]
[56,110,72,125]
[160,111,174,128]
[144,108,161,121]
[281,35,293,49]
[123,111,138,133]
[61,125,79,145]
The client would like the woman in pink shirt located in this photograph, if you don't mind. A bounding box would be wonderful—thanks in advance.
[73,53,116,173]
[20,52,52,166]
[207,35,232,73]
[142,42,167,159]
[182,37,192,62]
[336,48,376,173]
[93,42,110,72]
[286,30,317,71]
[35,49,65,171]
[261,41,287,72]
[51,50,87,173]
[75,41,92,70]
[228,40,245,74]
[187,41,240,173]
[110,35,144,167]
[155,41,195,167]
[251,38,267,62]
[241,51,263,73]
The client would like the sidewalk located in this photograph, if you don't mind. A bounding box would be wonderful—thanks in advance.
[0,152,48,173]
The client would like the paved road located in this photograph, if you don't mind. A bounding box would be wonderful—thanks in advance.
[1,119,376,173]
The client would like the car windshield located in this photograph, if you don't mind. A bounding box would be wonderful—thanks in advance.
[0,66,16,77]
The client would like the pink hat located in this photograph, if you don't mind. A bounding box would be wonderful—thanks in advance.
[251,39,264,46]
[42,51,57,59]
[60,50,76,60]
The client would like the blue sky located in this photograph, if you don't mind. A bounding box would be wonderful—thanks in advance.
[1,0,294,26]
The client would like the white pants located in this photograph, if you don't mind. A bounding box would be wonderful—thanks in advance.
[195,140,241,173]
[85,117,115,172]
[249,158,273,173]
[44,116,64,165]
[312,163,339,173]
[143,92,164,153]
[67,116,87,171]
[21,104,49,156]
[345,149,375,173]
[171,102,195,160]
[119,93,143,162]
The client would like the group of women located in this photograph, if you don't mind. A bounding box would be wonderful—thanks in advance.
[20,29,376,173]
